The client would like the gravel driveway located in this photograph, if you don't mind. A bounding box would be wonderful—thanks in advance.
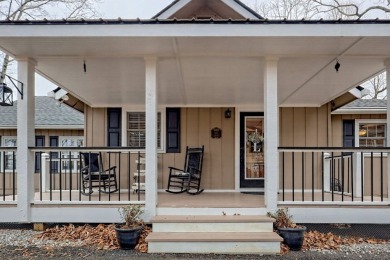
[1,229,390,259]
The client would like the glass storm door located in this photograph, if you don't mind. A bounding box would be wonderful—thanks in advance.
[240,112,264,189]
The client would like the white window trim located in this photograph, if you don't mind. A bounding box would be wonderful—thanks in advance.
[0,136,17,172]
[57,136,84,173]
[58,136,84,148]
[121,108,166,153]
[355,119,387,149]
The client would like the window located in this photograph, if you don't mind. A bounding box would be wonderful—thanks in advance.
[358,122,386,147]
[58,136,84,172]
[49,136,84,173]
[127,112,161,149]
[1,136,17,171]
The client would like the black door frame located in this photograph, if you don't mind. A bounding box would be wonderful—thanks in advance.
[239,112,264,189]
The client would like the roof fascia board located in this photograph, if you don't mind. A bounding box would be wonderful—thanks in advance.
[153,0,191,19]
[331,108,386,115]
[222,0,262,19]
[0,24,389,37]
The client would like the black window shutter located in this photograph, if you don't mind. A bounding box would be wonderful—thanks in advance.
[343,120,355,147]
[34,136,45,173]
[107,108,122,147]
[49,136,59,172]
[166,108,181,153]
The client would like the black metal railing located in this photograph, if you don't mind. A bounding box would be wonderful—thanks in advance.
[0,148,16,202]
[279,147,388,203]
[30,147,146,203]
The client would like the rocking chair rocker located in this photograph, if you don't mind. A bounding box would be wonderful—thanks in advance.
[80,152,118,195]
[166,146,204,195]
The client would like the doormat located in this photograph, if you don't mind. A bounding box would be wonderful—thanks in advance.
[240,192,264,195]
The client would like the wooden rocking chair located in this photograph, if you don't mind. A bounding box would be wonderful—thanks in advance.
[166,146,204,195]
[80,152,118,195]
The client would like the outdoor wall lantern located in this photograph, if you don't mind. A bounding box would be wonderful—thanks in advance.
[225,108,232,119]
[0,73,24,106]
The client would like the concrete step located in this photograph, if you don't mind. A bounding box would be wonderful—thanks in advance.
[151,215,275,233]
[146,232,282,254]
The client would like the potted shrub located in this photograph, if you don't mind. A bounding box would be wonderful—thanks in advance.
[267,207,306,251]
[115,204,144,250]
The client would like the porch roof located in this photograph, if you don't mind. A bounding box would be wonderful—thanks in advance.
[0,20,389,108]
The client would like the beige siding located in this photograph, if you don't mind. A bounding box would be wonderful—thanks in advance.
[279,106,329,190]
[86,107,235,190]
[164,108,235,190]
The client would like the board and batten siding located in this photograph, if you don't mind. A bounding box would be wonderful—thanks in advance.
[279,105,330,190]
[332,113,388,197]
[85,107,235,190]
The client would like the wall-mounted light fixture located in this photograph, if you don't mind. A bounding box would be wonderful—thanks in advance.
[334,58,341,72]
[224,108,232,119]
[0,73,24,106]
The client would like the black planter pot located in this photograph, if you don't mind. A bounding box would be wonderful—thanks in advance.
[114,225,143,250]
[277,226,306,251]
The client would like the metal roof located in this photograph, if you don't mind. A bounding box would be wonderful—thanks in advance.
[0,96,84,128]
[0,18,389,25]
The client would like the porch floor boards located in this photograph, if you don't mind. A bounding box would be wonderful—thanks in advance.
[0,191,386,204]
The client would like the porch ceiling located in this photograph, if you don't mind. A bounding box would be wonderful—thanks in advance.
[0,35,389,107]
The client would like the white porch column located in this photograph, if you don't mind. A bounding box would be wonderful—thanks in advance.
[144,57,158,221]
[17,58,36,222]
[264,57,279,212]
[386,59,390,202]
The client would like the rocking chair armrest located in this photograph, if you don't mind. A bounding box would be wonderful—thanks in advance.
[168,166,184,172]
[102,166,117,173]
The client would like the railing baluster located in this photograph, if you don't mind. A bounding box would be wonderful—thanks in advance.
[2,152,5,201]
[351,152,354,202]
[302,152,304,202]
[79,155,82,201]
[312,152,314,202]
[138,152,141,201]
[39,151,43,201]
[371,152,374,202]
[49,152,52,201]
[347,157,350,194]
[69,151,72,201]
[108,152,111,202]
[331,152,334,202]
[282,152,285,201]
[128,152,131,201]
[361,152,364,202]
[12,151,16,201]
[321,152,324,202]
[292,152,295,202]
[118,152,121,202]
[341,153,344,202]
[380,152,383,202]
[59,152,62,201]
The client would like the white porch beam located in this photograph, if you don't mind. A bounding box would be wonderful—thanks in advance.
[386,59,390,202]
[264,57,279,212]
[144,56,158,221]
[16,58,36,222]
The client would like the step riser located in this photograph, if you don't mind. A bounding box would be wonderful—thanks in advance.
[153,222,273,233]
[157,208,267,216]
[148,241,280,254]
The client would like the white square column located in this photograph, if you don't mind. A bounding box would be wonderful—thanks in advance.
[17,58,36,222]
[264,57,279,212]
[386,59,390,202]
[144,57,158,221]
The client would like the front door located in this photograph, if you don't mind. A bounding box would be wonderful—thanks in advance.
[240,112,264,189]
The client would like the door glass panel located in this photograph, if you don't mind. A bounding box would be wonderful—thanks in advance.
[245,117,264,179]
